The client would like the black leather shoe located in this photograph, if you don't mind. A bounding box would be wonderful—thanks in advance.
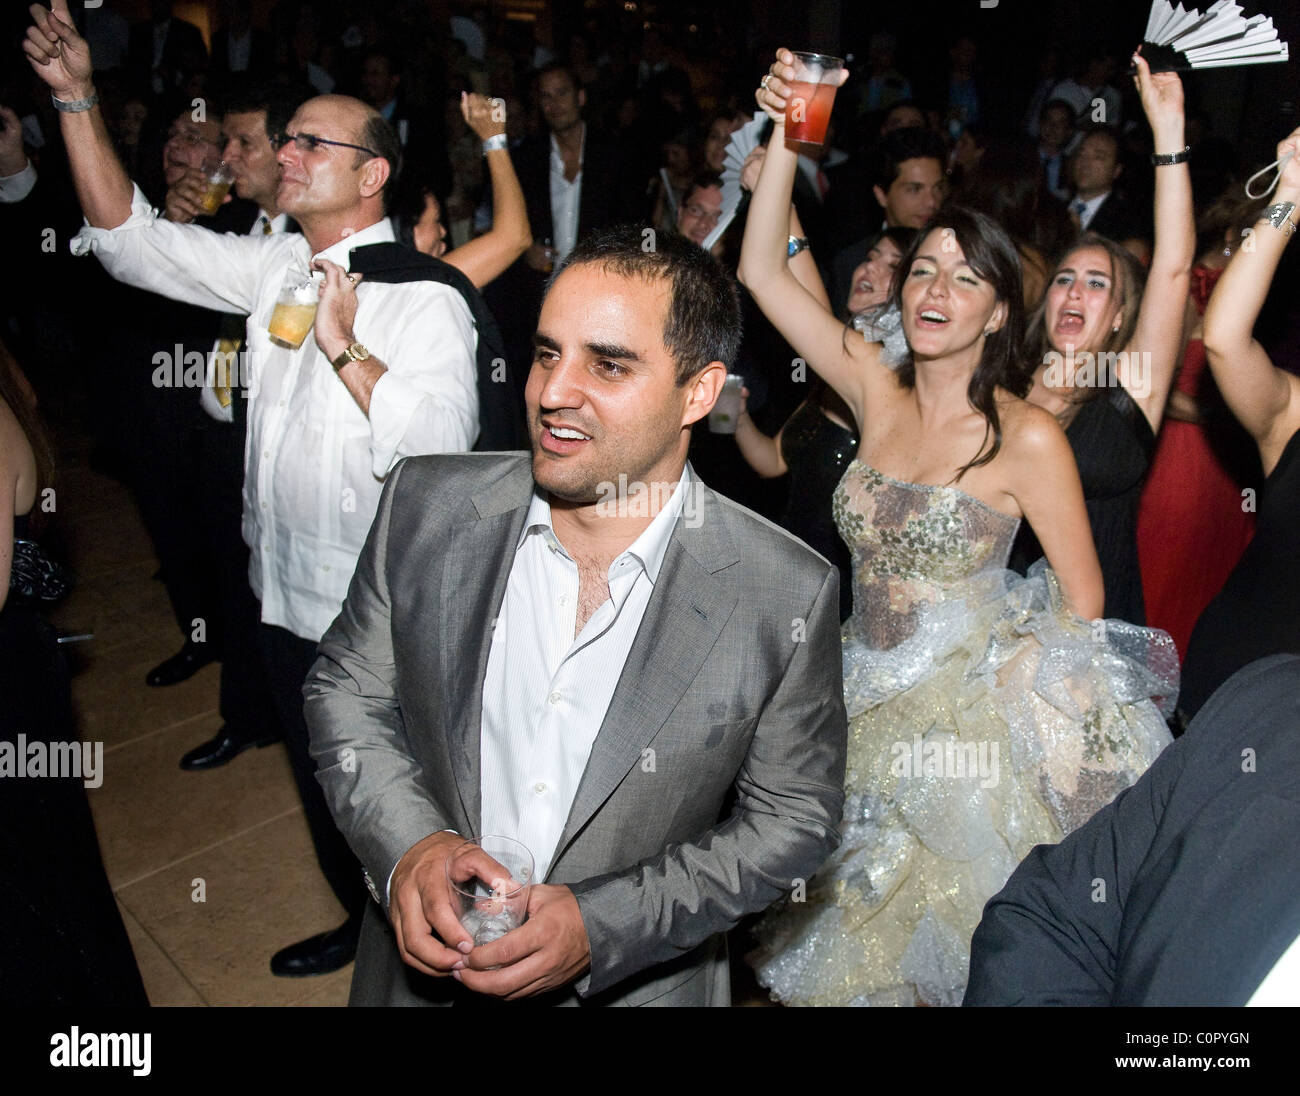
[179,727,280,771]
[145,642,216,687]
[270,919,361,978]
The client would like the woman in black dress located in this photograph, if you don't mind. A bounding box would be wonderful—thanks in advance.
[0,344,146,1005]
[1014,57,1195,625]
[1180,127,1300,719]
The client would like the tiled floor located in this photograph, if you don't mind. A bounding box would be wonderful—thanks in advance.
[45,408,352,1007]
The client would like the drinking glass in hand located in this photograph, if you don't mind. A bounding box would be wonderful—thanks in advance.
[267,267,320,349]
[199,155,236,215]
[784,52,843,148]
[445,836,534,948]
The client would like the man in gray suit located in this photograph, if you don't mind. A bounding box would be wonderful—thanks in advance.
[303,225,847,1006]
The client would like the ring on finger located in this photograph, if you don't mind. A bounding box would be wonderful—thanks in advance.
[761,74,772,90]
[346,273,358,285]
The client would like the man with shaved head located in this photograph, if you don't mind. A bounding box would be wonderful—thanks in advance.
[26,1,480,977]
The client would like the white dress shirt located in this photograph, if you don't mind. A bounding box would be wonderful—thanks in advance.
[73,186,479,640]
[200,210,291,424]
[480,464,692,882]
[549,126,584,262]
[1072,190,1109,232]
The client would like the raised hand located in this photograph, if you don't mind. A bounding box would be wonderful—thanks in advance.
[164,166,224,224]
[755,47,848,126]
[1131,48,1184,150]
[461,92,506,141]
[311,257,362,360]
[23,1,93,100]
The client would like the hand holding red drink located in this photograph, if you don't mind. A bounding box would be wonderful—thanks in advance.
[755,47,848,149]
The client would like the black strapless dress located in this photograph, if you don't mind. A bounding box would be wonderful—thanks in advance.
[1180,428,1300,719]
[1012,386,1154,624]
[778,403,859,622]
[1,514,147,1004]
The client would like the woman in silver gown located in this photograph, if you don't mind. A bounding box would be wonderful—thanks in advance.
[736,49,1177,1006]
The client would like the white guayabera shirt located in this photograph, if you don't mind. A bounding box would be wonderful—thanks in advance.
[480,464,692,882]
[73,186,479,641]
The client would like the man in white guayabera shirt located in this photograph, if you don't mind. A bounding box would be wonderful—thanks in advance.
[25,1,478,980]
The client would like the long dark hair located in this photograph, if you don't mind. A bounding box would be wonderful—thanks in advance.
[885,205,1028,481]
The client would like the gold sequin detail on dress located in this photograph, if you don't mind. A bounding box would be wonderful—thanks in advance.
[751,460,1177,1007]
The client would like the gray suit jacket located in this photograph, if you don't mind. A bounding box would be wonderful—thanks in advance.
[303,453,847,1006]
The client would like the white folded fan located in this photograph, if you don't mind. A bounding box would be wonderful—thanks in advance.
[1134,0,1288,71]
[701,111,769,252]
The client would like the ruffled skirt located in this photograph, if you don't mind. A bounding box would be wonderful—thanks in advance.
[750,562,1177,1006]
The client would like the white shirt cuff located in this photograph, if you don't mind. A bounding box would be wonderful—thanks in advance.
[69,182,158,256]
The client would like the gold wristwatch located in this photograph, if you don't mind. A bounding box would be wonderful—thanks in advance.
[331,342,370,370]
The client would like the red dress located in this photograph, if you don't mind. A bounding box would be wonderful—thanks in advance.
[1137,265,1258,661]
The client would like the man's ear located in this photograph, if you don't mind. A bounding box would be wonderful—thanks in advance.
[359,156,391,201]
[1112,161,1123,183]
[577,88,587,112]
[682,361,728,427]
[873,184,888,212]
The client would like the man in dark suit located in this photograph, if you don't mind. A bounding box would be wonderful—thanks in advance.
[965,653,1300,1006]
[208,0,273,97]
[304,225,848,1006]
[1067,125,1148,244]
[127,0,208,100]
[485,64,634,383]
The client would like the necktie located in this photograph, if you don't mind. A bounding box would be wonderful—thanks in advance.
[1071,198,1087,226]
[261,216,272,235]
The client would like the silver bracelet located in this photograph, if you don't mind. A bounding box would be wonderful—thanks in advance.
[481,133,508,154]
[52,91,99,113]
[1262,201,1296,237]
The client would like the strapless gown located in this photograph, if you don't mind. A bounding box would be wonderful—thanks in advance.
[750,460,1177,1006]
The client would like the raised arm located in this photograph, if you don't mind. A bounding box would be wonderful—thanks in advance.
[739,145,832,311]
[444,94,532,289]
[1007,406,1104,620]
[737,49,877,426]
[1202,128,1300,474]
[1122,51,1194,432]
[23,1,133,228]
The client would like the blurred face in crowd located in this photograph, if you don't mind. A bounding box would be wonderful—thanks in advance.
[413,192,448,258]
[676,184,723,247]
[1043,245,1123,354]
[952,130,983,170]
[527,264,716,505]
[361,55,400,109]
[221,109,279,210]
[119,99,149,147]
[1038,104,1072,154]
[162,112,223,186]
[704,116,743,174]
[901,228,1005,362]
[881,104,925,134]
[875,156,946,228]
[847,235,904,314]
[1071,132,1120,198]
[275,97,385,220]
[538,70,584,136]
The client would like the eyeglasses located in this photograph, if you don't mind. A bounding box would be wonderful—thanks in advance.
[270,131,381,158]
[682,203,722,225]
[166,127,220,148]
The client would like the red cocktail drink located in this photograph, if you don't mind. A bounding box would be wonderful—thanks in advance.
[783,52,843,149]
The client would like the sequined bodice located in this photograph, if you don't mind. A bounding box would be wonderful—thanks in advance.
[834,460,1020,650]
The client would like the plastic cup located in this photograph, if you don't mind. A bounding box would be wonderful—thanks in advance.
[268,269,320,349]
[709,373,745,434]
[784,51,843,148]
[199,159,235,215]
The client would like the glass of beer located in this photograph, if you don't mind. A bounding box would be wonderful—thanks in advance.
[709,373,746,434]
[784,51,843,149]
[198,155,236,216]
[445,837,534,950]
[267,268,320,350]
